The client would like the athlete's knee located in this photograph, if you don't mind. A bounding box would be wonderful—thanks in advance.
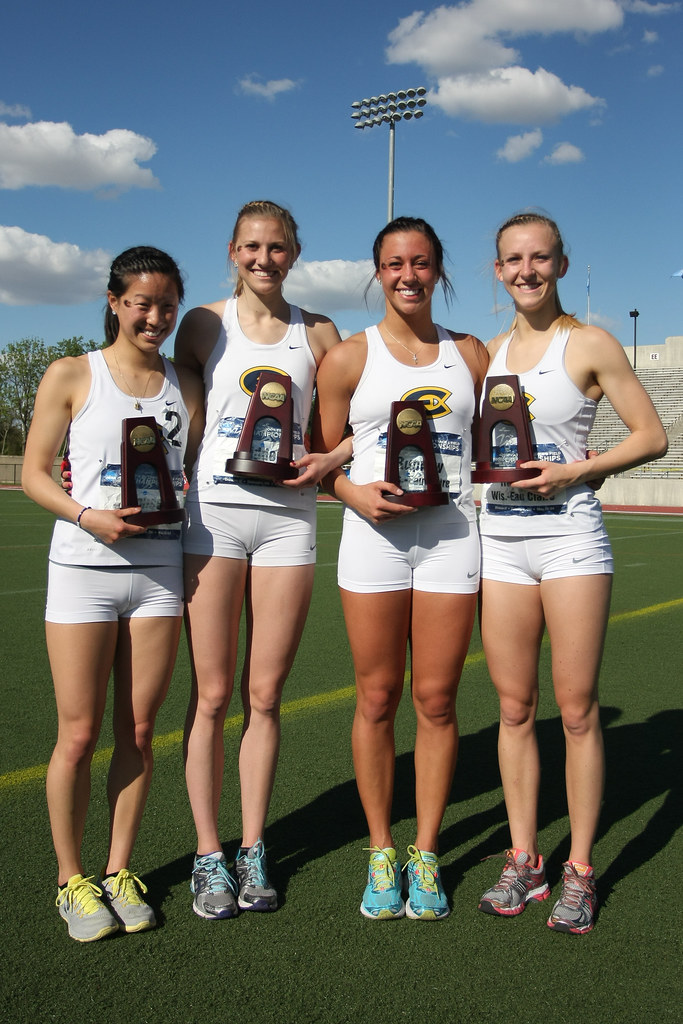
[55,722,99,767]
[560,699,600,738]
[412,688,455,727]
[499,694,537,730]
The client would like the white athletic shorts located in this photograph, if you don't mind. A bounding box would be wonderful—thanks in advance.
[480,526,613,585]
[183,500,317,566]
[338,513,480,594]
[45,561,183,623]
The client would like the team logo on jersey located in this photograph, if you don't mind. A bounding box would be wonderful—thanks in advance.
[400,385,452,419]
[240,366,287,397]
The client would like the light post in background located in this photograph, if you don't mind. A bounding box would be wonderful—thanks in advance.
[351,88,427,223]
[629,308,639,370]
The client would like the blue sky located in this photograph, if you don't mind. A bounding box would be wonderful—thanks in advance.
[1,0,682,355]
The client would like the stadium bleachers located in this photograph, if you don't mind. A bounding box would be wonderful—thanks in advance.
[588,367,683,478]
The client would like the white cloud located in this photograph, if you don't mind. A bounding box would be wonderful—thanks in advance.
[283,259,379,312]
[386,1,624,77]
[544,142,585,164]
[0,121,160,191]
[497,129,543,162]
[0,226,110,306]
[237,75,299,101]
[432,67,602,124]
[647,64,664,75]
[0,101,31,119]
[643,29,659,40]
[386,1,613,127]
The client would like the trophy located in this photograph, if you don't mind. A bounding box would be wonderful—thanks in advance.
[384,401,448,506]
[472,375,538,482]
[121,417,185,525]
[225,370,298,481]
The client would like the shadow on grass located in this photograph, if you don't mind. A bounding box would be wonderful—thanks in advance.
[145,704,681,916]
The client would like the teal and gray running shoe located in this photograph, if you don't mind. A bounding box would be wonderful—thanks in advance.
[360,846,405,920]
[405,846,449,920]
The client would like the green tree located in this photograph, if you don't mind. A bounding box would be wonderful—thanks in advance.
[0,336,99,452]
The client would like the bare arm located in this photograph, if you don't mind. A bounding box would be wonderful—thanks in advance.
[515,328,667,497]
[22,359,146,543]
[312,336,414,523]
[174,302,225,374]
[175,364,206,483]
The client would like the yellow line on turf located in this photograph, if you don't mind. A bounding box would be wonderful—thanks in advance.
[1,599,680,792]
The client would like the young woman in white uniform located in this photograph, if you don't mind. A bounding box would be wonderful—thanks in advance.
[22,247,204,942]
[477,212,667,934]
[314,217,488,921]
[176,201,342,918]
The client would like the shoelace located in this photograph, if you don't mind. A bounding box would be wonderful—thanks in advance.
[405,846,438,892]
[196,856,235,894]
[363,847,396,892]
[239,849,268,887]
[558,868,595,911]
[56,875,104,914]
[107,869,148,905]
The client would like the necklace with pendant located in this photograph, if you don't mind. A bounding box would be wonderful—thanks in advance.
[382,324,424,364]
[113,350,156,410]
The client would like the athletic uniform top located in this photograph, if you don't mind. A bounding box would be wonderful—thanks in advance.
[479,325,603,537]
[187,297,317,511]
[49,350,189,567]
[346,324,477,525]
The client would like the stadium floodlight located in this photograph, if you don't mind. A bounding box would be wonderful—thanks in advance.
[350,86,428,222]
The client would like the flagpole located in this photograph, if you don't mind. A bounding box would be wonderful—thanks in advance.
[586,265,591,325]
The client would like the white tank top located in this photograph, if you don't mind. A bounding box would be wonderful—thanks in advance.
[346,324,476,524]
[479,326,603,536]
[187,298,317,510]
[49,350,189,567]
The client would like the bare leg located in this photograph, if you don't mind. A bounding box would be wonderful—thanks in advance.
[480,579,546,859]
[45,621,118,884]
[410,591,477,853]
[183,553,247,855]
[541,574,611,865]
[105,614,182,873]
[238,563,315,847]
[340,588,411,850]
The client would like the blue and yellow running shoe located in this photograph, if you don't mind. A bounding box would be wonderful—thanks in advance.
[360,846,405,920]
[405,846,449,920]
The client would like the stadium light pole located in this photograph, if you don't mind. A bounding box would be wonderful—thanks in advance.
[350,88,428,223]
[629,308,639,370]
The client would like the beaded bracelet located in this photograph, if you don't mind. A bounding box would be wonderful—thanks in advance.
[76,506,92,529]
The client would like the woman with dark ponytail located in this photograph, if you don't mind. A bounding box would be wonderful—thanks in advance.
[23,246,204,942]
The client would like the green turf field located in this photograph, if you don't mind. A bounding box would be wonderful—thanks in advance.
[1,490,681,1024]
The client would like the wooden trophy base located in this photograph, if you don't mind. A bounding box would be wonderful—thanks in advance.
[384,489,449,506]
[225,452,298,481]
[471,463,539,484]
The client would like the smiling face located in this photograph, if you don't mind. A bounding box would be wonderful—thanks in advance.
[495,221,569,317]
[377,230,440,316]
[228,215,300,297]
[107,272,180,352]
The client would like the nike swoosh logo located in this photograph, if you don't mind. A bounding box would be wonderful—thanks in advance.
[572,555,590,563]
[289,344,303,349]
[444,363,457,369]
[467,570,478,578]
[538,369,555,375]
[165,400,176,405]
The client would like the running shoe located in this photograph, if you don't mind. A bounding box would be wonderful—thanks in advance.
[478,849,550,916]
[547,862,597,934]
[360,846,405,920]
[101,868,156,933]
[56,874,119,943]
[404,846,449,920]
[190,853,238,919]
[234,839,278,912]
